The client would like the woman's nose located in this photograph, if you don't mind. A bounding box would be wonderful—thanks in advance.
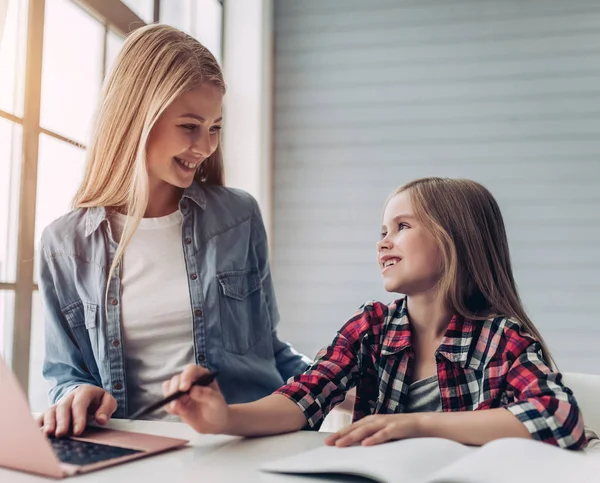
[191,132,212,158]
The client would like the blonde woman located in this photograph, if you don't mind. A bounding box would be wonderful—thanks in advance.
[163,177,587,450]
[38,24,309,438]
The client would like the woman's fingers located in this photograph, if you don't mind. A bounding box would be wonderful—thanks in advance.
[54,398,74,437]
[41,408,57,436]
[71,391,95,435]
[94,391,117,425]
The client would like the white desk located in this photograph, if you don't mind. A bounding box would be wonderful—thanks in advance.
[0,420,334,482]
[4,420,600,482]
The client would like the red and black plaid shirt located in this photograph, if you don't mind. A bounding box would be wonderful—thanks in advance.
[275,298,586,449]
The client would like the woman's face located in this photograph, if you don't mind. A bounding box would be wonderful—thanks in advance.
[146,84,223,189]
[377,191,443,295]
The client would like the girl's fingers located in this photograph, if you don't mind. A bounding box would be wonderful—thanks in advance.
[168,375,181,395]
[325,418,367,444]
[180,365,208,392]
[361,427,393,446]
[188,385,213,402]
[335,423,380,447]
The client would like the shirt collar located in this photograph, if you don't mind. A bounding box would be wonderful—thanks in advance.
[380,297,477,369]
[181,180,206,210]
[84,206,108,237]
[83,181,207,237]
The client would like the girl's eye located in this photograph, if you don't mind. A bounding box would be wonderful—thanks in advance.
[398,223,408,231]
[180,124,198,131]
[380,232,387,240]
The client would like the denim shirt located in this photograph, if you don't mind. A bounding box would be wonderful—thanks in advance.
[39,182,310,418]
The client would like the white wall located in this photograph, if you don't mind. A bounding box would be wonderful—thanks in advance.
[272,0,600,372]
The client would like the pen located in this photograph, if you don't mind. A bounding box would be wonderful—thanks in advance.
[128,370,219,420]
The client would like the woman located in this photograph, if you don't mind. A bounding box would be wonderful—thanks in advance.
[38,24,309,437]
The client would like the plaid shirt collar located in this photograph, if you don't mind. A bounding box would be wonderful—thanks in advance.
[380,298,477,370]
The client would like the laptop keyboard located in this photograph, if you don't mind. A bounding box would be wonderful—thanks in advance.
[49,436,143,466]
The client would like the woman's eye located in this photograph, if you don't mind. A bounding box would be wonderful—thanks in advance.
[180,124,198,131]
[210,125,222,134]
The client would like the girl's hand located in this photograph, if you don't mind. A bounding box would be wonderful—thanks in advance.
[37,385,117,437]
[324,413,421,447]
[163,364,230,434]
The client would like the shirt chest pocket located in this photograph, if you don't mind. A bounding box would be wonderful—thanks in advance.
[61,301,102,375]
[216,268,269,355]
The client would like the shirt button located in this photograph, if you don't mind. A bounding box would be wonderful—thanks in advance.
[113,382,123,391]
[112,339,120,347]
[185,238,192,245]
[190,273,197,280]
[111,299,118,306]
[197,354,206,363]
[194,309,203,317]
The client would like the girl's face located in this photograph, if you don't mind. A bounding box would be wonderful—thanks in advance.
[146,84,223,189]
[377,191,443,295]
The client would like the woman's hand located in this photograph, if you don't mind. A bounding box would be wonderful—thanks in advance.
[324,413,421,447]
[37,385,117,437]
[163,364,230,434]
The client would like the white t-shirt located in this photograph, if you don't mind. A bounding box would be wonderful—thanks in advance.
[110,210,194,420]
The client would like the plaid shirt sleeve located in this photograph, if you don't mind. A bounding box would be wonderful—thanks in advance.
[504,340,586,450]
[273,305,374,430]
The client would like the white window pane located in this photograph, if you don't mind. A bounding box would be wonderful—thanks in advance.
[122,0,154,23]
[29,291,48,412]
[193,0,222,64]
[0,0,28,116]
[0,290,15,359]
[34,134,86,283]
[40,0,104,144]
[0,117,22,283]
[160,0,192,34]
[161,0,223,64]
[105,29,125,78]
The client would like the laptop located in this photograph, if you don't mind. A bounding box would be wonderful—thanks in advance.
[0,356,189,478]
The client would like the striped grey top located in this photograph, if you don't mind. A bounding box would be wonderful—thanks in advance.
[405,374,443,413]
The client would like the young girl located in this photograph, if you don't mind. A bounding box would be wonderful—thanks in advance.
[38,24,309,437]
[163,177,586,450]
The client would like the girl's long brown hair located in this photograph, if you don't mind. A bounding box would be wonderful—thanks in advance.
[391,177,555,368]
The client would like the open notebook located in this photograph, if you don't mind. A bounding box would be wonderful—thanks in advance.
[260,437,599,483]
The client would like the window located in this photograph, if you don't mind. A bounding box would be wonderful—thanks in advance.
[105,29,125,76]
[0,291,15,358]
[122,0,155,23]
[33,134,86,283]
[0,118,22,284]
[40,0,104,145]
[0,0,27,116]
[29,291,46,412]
[160,0,223,63]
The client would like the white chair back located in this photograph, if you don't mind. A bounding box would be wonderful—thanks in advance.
[562,372,600,435]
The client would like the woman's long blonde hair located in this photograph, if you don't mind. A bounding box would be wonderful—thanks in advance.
[390,177,555,368]
[73,24,225,292]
